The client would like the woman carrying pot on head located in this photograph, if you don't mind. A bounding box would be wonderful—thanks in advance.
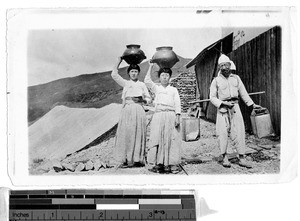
[144,61,182,174]
[111,57,151,168]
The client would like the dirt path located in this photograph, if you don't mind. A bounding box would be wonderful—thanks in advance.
[31,117,280,175]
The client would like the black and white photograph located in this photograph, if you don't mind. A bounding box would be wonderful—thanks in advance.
[24,13,282,176]
[6,8,296,185]
[26,26,281,176]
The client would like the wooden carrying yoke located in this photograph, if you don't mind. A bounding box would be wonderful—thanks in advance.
[189,91,266,104]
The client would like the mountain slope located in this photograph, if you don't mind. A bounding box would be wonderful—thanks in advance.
[28,56,192,124]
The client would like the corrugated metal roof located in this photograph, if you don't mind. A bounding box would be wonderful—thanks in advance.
[186,33,233,68]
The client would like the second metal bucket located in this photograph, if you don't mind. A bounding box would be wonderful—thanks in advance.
[181,117,201,142]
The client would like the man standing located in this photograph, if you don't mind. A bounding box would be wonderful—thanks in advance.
[210,54,260,168]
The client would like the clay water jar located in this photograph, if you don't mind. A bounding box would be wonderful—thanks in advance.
[151,46,179,69]
[121,44,147,65]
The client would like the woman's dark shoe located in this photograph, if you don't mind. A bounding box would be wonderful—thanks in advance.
[164,165,171,174]
[133,162,144,167]
[148,164,164,173]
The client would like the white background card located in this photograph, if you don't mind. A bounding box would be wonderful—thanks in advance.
[1,1,299,221]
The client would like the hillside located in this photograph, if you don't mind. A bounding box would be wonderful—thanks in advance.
[28,56,192,124]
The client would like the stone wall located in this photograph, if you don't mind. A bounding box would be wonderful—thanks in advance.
[170,71,197,113]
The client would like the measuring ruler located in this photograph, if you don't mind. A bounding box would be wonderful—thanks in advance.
[9,190,196,221]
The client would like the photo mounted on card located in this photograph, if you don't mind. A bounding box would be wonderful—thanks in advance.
[7,7,297,186]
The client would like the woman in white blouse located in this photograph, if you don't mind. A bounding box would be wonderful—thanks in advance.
[145,62,182,173]
[111,57,151,168]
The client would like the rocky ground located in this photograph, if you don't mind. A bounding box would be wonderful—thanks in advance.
[30,114,280,176]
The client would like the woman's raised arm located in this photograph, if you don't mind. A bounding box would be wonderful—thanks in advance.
[111,56,127,87]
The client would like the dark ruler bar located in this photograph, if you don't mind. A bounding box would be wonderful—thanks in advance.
[66,195,84,198]
[46,195,66,198]
[142,195,163,199]
[85,194,104,198]
[11,190,47,195]
[95,199,138,204]
[181,199,196,209]
[123,195,143,199]
[10,204,97,210]
[59,204,97,210]
[179,195,195,199]
[28,195,47,199]
[10,195,28,199]
[10,199,52,205]
[158,195,181,199]
[103,195,124,199]
[10,191,30,195]
[28,195,48,199]
[10,204,60,210]
[141,195,186,199]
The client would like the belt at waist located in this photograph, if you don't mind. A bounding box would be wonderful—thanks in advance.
[219,98,239,113]
[155,103,175,112]
[124,97,144,104]
[156,103,174,108]
[222,97,239,102]
[155,109,175,113]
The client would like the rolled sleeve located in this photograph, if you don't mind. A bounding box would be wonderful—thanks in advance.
[209,78,223,108]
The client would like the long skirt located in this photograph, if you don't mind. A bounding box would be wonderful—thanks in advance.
[112,102,146,165]
[147,111,181,166]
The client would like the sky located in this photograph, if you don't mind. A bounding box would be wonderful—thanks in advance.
[27,28,223,86]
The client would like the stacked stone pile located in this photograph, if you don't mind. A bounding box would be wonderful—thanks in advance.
[170,71,197,113]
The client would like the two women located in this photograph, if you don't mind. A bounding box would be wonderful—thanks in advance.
[111,57,182,173]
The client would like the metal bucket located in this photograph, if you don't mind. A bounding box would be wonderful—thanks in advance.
[181,117,201,141]
[250,108,274,138]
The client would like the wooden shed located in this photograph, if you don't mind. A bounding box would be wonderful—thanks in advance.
[186,26,281,135]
